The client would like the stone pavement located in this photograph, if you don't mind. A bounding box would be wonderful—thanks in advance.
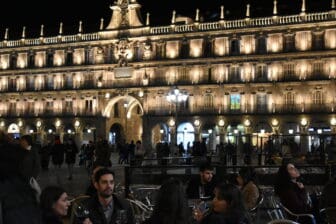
[37,152,125,197]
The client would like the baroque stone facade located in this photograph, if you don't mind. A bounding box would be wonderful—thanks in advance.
[1,0,336,151]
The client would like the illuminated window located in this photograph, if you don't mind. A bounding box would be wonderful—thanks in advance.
[256,94,267,112]
[204,94,213,108]
[230,94,241,110]
[312,91,323,104]
[285,92,295,105]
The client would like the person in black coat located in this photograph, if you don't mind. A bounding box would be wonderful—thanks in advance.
[274,162,317,223]
[186,162,218,199]
[0,131,42,224]
[51,137,65,168]
[142,178,191,224]
[65,138,78,180]
[81,168,135,224]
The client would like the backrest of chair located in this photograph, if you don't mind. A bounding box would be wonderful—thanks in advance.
[278,202,315,223]
[250,193,264,213]
[267,219,300,224]
[69,195,90,224]
[267,195,285,220]
[325,206,336,224]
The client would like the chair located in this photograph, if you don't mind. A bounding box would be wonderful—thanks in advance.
[127,199,152,223]
[69,195,90,224]
[249,193,264,223]
[267,219,300,224]
[267,195,285,220]
[320,206,336,224]
[278,202,316,224]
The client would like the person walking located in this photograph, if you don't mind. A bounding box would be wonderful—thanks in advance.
[65,138,78,180]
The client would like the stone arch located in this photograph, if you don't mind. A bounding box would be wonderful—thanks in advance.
[102,95,143,118]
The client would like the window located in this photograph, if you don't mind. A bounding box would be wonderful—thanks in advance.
[285,92,295,105]
[65,101,72,113]
[230,39,240,55]
[230,94,241,110]
[204,94,213,108]
[256,64,267,81]
[114,103,119,117]
[312,91,323,104]
[256,94,267,112]
[46,101,53,114]
[85,99,93,112]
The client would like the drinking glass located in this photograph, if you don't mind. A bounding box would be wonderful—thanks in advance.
[73,204,90,223]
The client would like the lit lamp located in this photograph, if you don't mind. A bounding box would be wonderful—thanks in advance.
[36,120,42,129]
[160,129,164,142]
[300,118,308,126]
[330,117,336,133]
[166,87,189,145]
[194,119,200,127]
[218,119,225,127]
[18,120,23,128]
[271,118,279,127]
[300,118,308,133]
[271,118,279,134]
[74,120,80,128]
[244,119,251,127]
[55,120,61,128]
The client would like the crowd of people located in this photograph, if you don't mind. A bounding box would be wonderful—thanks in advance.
[1,130,336,224]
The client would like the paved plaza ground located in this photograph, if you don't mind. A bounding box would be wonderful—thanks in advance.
[37,152,125,197]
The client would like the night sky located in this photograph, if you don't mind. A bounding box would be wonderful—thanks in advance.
[0,0,331,39]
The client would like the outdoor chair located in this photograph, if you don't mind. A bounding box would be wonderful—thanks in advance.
[249,193,264,223]
[69,195,90,224]
[267,219,300,224]
[320,206,336,224]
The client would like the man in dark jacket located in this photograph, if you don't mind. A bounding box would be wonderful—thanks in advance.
[186,162,217,199]
[19,135,41,181]
[82,168,135,224]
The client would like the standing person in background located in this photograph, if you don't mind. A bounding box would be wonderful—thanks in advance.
[0,131,42,224]
[65,138,78,180]
[19,134,41,181]
[40,140,52,170]
[95,138,111,167]
[134,140,144,166]
[142,178,191,224]
[51,136,65,184]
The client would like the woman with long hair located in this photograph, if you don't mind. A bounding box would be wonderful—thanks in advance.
[236,167,260,210]
[274,162,318,223]
[143,178,191,224]
[195,183,250,224]
[40,186,91,224]
[274,163,310,213]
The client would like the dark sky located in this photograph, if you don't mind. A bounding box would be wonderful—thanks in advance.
[0,0,331,39]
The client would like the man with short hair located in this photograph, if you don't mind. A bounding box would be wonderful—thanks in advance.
[186,162,217,199]
[84,168,135,224]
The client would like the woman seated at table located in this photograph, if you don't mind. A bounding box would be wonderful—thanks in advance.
[142,178,191,224]
[40,185,91,224]
[194,183,251,224]
[274,162,317,223]
[236,167,260,210]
